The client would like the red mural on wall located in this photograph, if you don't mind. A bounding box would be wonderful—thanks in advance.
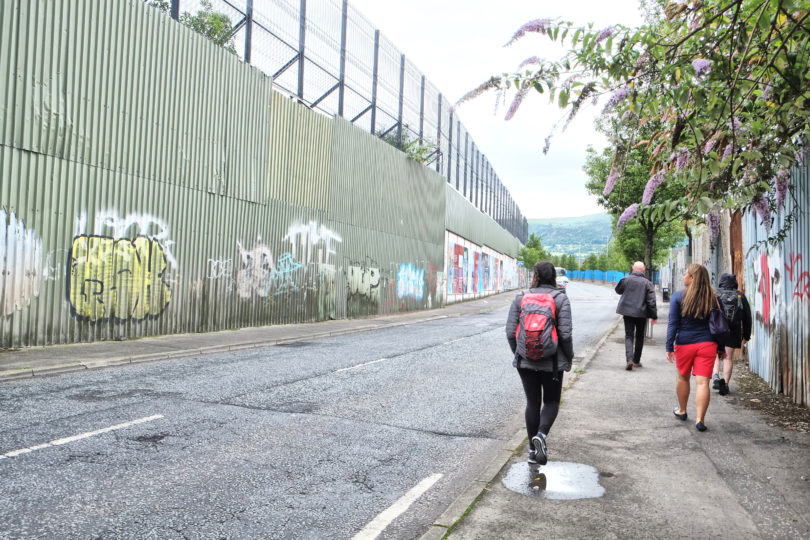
[758,252,771,323]
[785,252,810,300]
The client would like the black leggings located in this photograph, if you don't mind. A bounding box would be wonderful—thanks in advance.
[517,368,563,444]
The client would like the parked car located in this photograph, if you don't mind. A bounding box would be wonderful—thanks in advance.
[555,267,569,289]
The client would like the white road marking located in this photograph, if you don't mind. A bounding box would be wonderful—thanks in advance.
[352,473,444,540]
[0,414,164,460]
[443,338,465,345]
[335,358,387,372]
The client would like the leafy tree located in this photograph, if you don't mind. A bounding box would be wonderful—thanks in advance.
[460,0,810,245]
[148,0,237,53]
[583,141,686,273]
[582,253,599,270]
[518,233,550,268]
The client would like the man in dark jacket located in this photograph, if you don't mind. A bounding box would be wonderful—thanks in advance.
[615,261,658,370]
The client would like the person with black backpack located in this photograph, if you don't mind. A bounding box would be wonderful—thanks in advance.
[713,273,752,395]
[506,261,574,465]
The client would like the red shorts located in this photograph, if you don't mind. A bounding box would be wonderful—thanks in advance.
[674,342,717,377]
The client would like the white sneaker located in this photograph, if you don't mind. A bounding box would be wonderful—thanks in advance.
[531,433,548,465]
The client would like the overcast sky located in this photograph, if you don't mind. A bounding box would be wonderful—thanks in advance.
[349,0,645,220]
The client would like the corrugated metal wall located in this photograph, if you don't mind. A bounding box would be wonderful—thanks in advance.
[668,160,810,406]
[445,184,522,259]
[0,0,520,348]
[743,157,810,406]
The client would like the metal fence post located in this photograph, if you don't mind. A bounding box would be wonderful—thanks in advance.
[170,0,179,20]
[397,54,405,148]
[455,120,461,190]
[436,93,442,173]
[244,0,254,63]
[298,0,307,101]
[419,75,425,141]
[370,30,379,134]
[463,133,469,196]
[338,0,348,116]
[447,109,453,183]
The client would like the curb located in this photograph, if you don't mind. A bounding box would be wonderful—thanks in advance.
[419,315,623,540]
[0,297,512,383]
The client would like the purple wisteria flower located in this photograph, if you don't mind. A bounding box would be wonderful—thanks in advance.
[504,87,530,121]
[721,143,734,162]
[775,168,790,209]
[707,210,721,248]
[762,83,772,100]
[506,19,552,46]
[617,203,639,230]
[603,87,629,112]
[752,196,771,226]
[456,77,500,106]
[703,135,718,154]
[596,26,615,43]
[676,149,689,171]
[692,58,712,76]
[728,117,742,132]
[518,56,544,69]
[603,168,619,196]
[642,170,667,204]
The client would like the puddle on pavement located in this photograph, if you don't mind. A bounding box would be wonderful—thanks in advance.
[502,461,606,500]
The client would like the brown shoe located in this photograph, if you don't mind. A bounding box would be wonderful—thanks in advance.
[625,362,633,371]
[633,362,642,368]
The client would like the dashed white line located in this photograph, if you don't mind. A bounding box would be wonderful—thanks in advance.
[335,358,387,372]
[352,473,444,540]
[0,414,164,460]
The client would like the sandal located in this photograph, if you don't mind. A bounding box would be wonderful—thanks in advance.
[673,408,687,421]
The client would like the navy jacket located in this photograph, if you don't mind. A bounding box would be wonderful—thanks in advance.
[666,289,722,352]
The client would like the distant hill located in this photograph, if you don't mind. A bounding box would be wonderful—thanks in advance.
[528,213,613,257]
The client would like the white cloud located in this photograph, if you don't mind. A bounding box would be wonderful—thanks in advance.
[349,0,644,219]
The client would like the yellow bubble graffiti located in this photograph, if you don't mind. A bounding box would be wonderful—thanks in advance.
[68,235,171,321]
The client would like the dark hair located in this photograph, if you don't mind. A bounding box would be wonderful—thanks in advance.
[532,261,556,288]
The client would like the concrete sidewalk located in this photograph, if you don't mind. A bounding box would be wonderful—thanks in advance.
[0,293,516,383]
[424,312,810,539]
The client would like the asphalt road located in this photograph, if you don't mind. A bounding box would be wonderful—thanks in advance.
[0,282,618,539]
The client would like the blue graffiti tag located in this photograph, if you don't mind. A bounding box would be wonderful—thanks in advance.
[265,252,303,297]
[397,263,425,300]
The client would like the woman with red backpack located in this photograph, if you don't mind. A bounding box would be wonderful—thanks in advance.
[505,261,574,465]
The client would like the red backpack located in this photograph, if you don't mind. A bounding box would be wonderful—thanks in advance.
[516,291,559,360]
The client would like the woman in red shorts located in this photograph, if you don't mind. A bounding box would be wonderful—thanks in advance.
[666,263,727,432]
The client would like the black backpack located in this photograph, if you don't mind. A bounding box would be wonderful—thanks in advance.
[717,289,743,324]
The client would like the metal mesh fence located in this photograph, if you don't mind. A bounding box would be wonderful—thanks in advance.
[149,0,528,243]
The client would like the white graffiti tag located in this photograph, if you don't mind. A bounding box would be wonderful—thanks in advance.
[236,238,275,299]
[284,221,342,265]
[75,210,177,268]
[348,258,381,301]
[397,263,425,300]
[1,210,43,316]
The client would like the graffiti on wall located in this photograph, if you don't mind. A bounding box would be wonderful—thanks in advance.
[0,210,43,316]
[452,244,464,293]
[284,221,342,265]
[784,252,810,300]
[67,211,173,322]
[236,237,275,299]
[397,263,425,300]
[347,257,381,302]
[269,252,303,296]
[68,235,172,321]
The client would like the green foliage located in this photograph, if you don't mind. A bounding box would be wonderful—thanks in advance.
[378,128,440,165]
[465,0,810,244]
[148,0,237,53]
[518,233,550,269]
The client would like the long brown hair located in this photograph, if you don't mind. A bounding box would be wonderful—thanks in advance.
[682,263,716,319]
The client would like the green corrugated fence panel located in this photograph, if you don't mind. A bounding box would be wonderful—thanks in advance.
[268,93,332,211]
[0,0,272,202]
[445,183,520,258]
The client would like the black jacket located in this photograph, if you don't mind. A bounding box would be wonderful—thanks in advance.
[717,273,752,347]
[615,272,657,319]
[505,286,575,372]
